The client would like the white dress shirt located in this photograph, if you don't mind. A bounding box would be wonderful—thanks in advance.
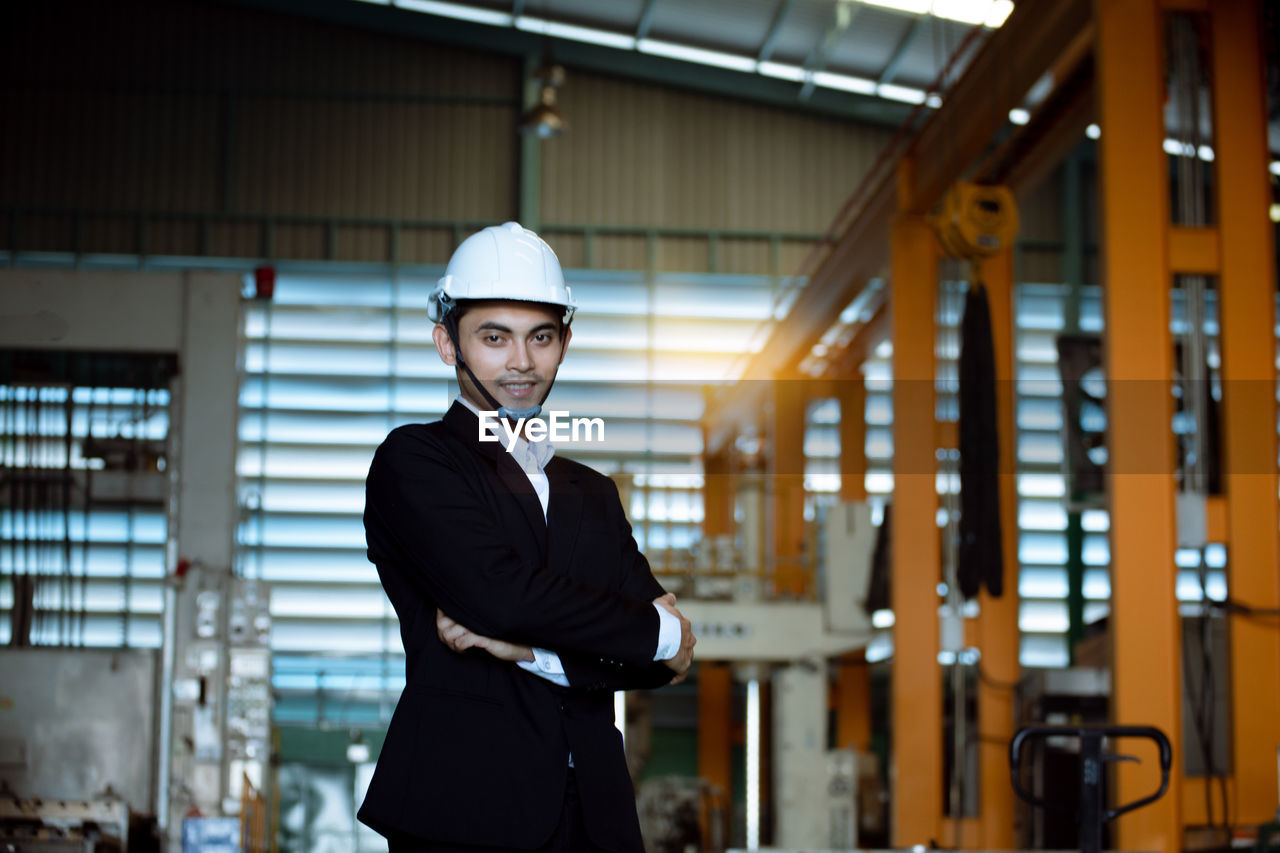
[454,396,682,686]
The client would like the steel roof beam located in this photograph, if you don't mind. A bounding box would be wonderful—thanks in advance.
[800,1,861,101]
[757,0,796,63]
[635,0,660,40]
[877,16,924,86]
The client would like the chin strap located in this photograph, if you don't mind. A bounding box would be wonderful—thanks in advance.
[443,310,571,423]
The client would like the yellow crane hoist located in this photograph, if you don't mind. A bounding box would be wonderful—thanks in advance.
[933,182,1019,262]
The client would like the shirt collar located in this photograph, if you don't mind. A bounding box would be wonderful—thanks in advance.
[455,395,556,472]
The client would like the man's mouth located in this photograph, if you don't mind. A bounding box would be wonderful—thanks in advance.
[498,380,537,398]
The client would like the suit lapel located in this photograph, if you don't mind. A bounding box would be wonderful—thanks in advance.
[443,402,548,557]
[546,459,583,580]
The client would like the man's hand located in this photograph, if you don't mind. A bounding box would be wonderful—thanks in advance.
[436,608,534,663]
[653,593,696,684]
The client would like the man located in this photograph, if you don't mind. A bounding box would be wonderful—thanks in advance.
[357,222,697,852]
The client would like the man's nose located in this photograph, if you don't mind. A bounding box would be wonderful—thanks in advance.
[508,340,533,371]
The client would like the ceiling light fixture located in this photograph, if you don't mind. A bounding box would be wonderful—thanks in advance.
[519,59,568,138]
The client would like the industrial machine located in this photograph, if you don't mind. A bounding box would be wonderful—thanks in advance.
[1,271,262,852]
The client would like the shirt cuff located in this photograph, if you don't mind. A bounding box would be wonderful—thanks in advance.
[652,602,682,661]
[516,647,570,687]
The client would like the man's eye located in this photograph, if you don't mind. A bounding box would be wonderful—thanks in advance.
[485,334,502,343]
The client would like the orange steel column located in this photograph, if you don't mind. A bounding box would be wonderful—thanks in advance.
[839,376,869,503]
[697,662,733,848]
[836,656,872,752]
[836,375,871,758]
[889,211,942,844]
[1095,1,1183,850]
[703,448,734,538]
[1210,0,1280,821]
[975,249,1019,850]
[770,378,808,596]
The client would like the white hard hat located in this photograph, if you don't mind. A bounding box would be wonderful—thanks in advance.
[429,221,576,324]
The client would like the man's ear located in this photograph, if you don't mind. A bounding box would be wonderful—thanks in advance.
[432,323,457,366]
[558,325,572,364]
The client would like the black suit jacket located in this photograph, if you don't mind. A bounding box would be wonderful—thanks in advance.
[357,402,673,851]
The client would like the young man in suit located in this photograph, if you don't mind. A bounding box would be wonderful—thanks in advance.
[358,222,697,852]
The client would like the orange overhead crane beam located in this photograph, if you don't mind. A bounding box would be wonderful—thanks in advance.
[704,0,1093,455]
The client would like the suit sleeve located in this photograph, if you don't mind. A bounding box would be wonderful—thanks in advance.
[557,476,679,692]
[365,429,659,666]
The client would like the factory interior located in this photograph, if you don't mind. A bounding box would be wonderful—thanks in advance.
[3,0,1280,851]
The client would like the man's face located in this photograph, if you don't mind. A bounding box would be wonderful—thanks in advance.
[432,301,572,411]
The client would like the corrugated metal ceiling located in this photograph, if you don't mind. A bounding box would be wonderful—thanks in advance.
[383,0,1005,110]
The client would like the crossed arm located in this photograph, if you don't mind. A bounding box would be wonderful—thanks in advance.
[436,592,696,685]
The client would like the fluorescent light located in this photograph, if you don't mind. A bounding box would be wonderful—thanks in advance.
[862,0,931,14]
[926,93,943,108]
[1009,108,1030,125]
[762,63,882,97]
[863,0,1013,28]
[516,15,636,50]
[346,740,370,763]
[1269,203,1279,223]
[394,0,511,26]
[746,679,761,852]
[757,61,806,82]
[986,0,1015,27]
[931,0,991,25]
[1086,123,1101,139]
[872,609,896,628]
[1271,161,1280,177]
[877,82,927,104]
[637,38,757,72]
[1197,145,1214,162]
[812,70,877,95]
[352,0,390,4]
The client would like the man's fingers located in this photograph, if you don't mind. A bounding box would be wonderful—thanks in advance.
[453,631,482,651]
[436,610,483,654]
[653,593,679,614]
[436,609,459,644]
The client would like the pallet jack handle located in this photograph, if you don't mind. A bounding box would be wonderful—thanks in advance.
[1009,725,1172,853]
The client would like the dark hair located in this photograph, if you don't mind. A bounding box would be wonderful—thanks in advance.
[450,299,566,329]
